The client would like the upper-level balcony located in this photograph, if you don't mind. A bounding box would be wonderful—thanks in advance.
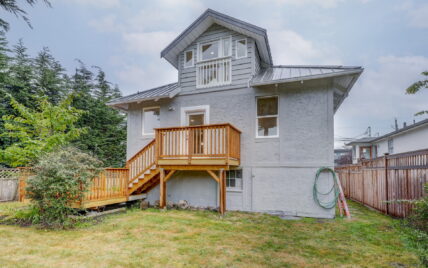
[196,57,232,89]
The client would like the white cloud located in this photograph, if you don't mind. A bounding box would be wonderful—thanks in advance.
[122,31,177,56]
[269,30,342,65]
[116,63,176,92]
[395,1,428,29]
[248,0,344,8]
[65,0,120,9]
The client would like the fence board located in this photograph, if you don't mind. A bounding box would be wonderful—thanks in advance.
[0,169,20,201]
[335,149,428,218]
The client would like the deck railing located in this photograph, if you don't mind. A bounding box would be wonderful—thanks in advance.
[196,58,231,88]
[126,140,156,184]
[155,123,241,162]
[84,168,129,202]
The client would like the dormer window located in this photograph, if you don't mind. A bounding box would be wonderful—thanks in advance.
[197,36,232,62]
[184,50,194,68]
[236,38,247,59]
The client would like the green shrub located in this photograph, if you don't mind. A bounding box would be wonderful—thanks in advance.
[400,184,428,266]
[26,147,102,228]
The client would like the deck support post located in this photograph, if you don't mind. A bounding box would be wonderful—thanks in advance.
[159,168,166,209]
[219,169,226,215]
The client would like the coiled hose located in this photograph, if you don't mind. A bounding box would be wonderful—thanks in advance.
[313,167,340,209]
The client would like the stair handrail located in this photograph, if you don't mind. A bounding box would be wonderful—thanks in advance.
[126,139,156,184]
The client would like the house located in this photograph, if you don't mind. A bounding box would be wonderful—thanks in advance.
[346,118,428,163]
[107,9,363,218]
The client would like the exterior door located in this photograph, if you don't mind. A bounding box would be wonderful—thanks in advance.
[186,111,205,155]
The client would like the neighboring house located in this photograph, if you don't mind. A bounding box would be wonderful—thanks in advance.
[346,118,428,163]
[334,148,352,166]
[108,9,363,218]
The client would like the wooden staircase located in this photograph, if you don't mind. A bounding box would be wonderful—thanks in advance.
[126,139,160,195]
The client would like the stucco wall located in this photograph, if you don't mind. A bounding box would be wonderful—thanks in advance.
[127,78,335,218]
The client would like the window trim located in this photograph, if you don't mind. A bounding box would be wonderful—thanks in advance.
[255,96,279,139]
[226,169,243,191]
[183,49,194,68]
[235,38,247,59]
[142,106,160,136]
[180,105,210,126]
[196,36,232,63]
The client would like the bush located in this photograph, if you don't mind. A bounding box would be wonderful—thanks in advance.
[400,184,428,266]
[26,147,102,228]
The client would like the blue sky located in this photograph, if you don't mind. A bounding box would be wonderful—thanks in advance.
[3,0,428,147]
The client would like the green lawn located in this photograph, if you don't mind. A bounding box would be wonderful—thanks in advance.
[0,201,421,267]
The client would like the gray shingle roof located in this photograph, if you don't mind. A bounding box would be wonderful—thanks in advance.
[345,137,377,146]
[371,118,428,142]
[107,82,180,106]
[250,65,363,86]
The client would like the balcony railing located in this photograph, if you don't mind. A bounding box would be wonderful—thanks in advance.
[196,57,231,88]
[155,123,240,166]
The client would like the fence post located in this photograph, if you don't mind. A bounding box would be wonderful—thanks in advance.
[384,153,389,215]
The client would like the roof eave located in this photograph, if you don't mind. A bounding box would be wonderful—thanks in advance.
[250,68,363,87]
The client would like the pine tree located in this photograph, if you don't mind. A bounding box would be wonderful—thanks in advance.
[33,47,67,104]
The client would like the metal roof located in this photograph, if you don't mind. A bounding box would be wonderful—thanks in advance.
[345,137,377,146]
[371,118,428,142]
[107,82,180,108]
[250,65,363,86]
[161,9,273,69]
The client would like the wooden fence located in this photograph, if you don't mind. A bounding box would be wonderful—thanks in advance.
[0,168,20,201]
[335,149,428,217]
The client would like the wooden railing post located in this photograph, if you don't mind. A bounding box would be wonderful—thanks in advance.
[188,128,193,164]
[384,153,389,215]
[225,125,230,164]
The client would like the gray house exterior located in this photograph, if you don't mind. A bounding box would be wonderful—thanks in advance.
[108,9,363,218]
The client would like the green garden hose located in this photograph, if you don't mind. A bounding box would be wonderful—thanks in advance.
[313,167,340,209]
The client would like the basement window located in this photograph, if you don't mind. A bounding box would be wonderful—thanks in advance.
[226,169,242,190]
[142,107,160,136]
[256,96,279,138]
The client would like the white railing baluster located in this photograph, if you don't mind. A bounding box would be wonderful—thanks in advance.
[196,58,231,89]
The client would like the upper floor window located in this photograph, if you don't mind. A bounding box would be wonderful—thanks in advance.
[388,138,394,154]
[198,36,232,62]
[236,38,247,59]
[142,107,160,135]
[184,50,194,68]
[256,96,278,138]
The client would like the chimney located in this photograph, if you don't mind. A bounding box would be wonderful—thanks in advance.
[394,118,398,131]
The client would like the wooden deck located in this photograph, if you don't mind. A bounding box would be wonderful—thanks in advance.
[19,123,241,214]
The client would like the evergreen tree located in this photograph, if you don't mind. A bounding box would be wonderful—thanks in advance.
[71,63,126,167]
[0,31,12,151]
[0,0,51,31]
[33,47,67,104]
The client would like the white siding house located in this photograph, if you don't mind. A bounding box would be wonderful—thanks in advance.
[347,118,428,163]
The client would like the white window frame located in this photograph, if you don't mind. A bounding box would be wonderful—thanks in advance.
[235,38,247,59]
[142,106,160,136]
[183,49,194,68]
[196,36,232,63]
[256,96,279,139]
[226,169,243,191]
[180,105,210,126]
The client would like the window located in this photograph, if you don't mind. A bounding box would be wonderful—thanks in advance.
[388,138,394,154]
[226,169,242,190]
[200,40,219,61]
[236,38,247,59]
[256,96,278,138]
[222,37,232,57]
[184,50,194,68]
[142,107,160,135]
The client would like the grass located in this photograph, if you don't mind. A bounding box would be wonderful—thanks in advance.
[0,201,421,268]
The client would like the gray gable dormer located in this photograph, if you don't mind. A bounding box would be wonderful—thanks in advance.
[161,9,272,92]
